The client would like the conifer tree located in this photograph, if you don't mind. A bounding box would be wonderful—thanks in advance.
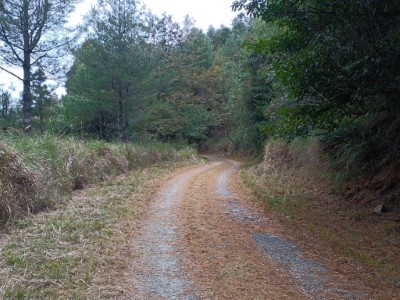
[0,0,81,132]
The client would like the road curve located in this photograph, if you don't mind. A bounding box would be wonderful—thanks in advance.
[129,157,366,299]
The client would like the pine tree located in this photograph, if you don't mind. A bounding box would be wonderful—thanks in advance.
[0,0,81,132]
[32,68,52,134]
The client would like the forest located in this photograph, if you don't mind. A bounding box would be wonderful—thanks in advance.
[0,0,399,297]
[0,0,400,198]
[1,0,266,148]
[1,0,399,203]
[0,1,398,151]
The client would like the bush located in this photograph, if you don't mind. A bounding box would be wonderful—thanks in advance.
[0,134,196,222]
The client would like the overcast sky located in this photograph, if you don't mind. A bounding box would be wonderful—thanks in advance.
[72,0,238,30]
[139,0,238,29]
[2,0,238,97]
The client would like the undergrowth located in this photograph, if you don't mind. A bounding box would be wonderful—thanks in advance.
[321,113,400,209]
[0,133,196,222]
[242,137,400,296]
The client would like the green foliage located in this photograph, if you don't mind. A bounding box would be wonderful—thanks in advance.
[66,0,153,141]
[219,16,277,152]
[136,99,186,140]
[207,25,231,49]
[65,3,226,144]
[181,28,214,69]
[322,112,400,175]
[180,104,213,142]
[31,68,54,133]
[0,85,20,129]
[3,249,25,267]
[232,0,400,181]
[0,0,81,132]
[2,1,279,151]
[234,0,400,137]
[136,24,229,143]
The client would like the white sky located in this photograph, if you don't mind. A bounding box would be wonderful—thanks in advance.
[72,0,238,30]
[2,0,238,98]
[144,0,238,29]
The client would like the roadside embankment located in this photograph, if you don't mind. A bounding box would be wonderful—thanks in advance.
[0,138,200,299]
[0,134,196,222]
[242,138,400,298]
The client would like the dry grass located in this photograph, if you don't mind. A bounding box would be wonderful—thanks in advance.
[0,145,39,220]
[242,138,400,299]
[0,134,197,222]
[0,158,200,299]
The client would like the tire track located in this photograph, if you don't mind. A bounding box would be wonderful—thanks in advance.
[129,161,221,299]
[129,157,368,299]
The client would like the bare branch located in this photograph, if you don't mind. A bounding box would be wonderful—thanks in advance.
[0,65,23,81]
[31,53,48,66]
[0,25,24,62]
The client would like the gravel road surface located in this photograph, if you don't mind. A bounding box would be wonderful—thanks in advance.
[129,157,370,299]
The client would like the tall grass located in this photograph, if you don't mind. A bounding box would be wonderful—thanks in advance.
[0,133,196,222]
[258,137,330,183]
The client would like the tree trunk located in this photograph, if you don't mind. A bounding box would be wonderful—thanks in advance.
[117,91,126,142]
[99,110,105,140]
[22,0,32,133]
[98,94,105,140]
[39,101,44,134]
[124,98,129,140]
[1,94,9,119]
[22,56,32,133]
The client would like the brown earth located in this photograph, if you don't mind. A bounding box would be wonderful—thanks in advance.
[128,157,381,299]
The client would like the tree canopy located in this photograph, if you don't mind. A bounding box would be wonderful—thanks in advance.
[0,0,398,171]
[233,0,400,135]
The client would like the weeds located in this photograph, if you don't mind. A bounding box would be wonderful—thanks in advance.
[0,133,196,222]
[0,133,198,297]
[0,154,200,298]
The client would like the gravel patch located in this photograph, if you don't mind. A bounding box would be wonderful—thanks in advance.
[216,160,266,225]
[253,232,329,298]
[223,200,266,224]
[130,162,221,299]
[216,159,361,300]
[216,160,239,198]
[253,233,362,299]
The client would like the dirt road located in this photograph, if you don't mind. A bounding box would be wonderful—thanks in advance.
[129,157,368,299]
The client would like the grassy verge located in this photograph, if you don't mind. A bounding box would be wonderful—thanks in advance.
[0,133,196,221]
[241,138,400,296]
[0,157,201,299]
